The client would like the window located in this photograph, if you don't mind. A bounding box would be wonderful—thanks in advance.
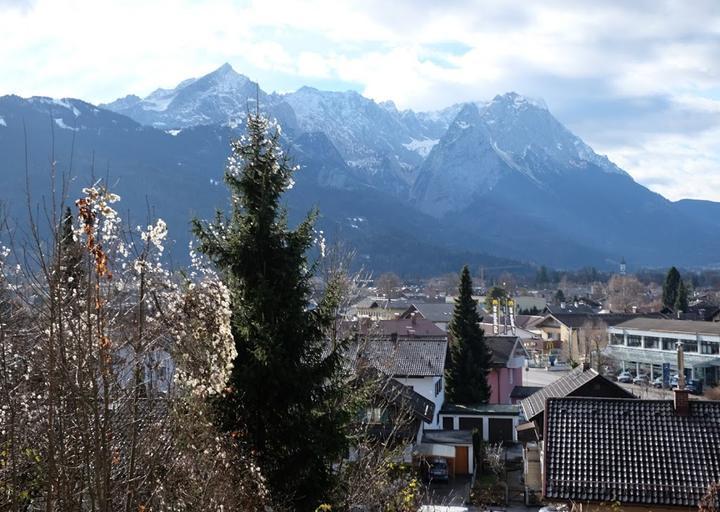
[701,340,720,355]
[683,339,698,353]
[644,336,660,349]
[610,333,624,345]
[509,369,514,384]
[435,378,443,397]
[662,338,677,351]
[442,417,454,430]
[627,335,641,347]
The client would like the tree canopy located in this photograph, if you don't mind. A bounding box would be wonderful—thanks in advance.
[192,113,347,510]
[446,266,491,405]
[663,266,682,309]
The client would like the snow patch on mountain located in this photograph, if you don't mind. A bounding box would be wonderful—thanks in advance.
[0,116,6,127]
[143,90,176,112]
[52,99,81,117]
[402,137,439,157]
[54,118,79,131]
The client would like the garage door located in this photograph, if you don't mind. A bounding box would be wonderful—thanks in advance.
[488,418,513,443]
[455,446,469,475]
[458,417,483,437]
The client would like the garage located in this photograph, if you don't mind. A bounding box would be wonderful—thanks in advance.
[488,417,514,443]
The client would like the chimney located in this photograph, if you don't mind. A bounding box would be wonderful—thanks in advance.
[582,357,591,372]
[674,341,690,416]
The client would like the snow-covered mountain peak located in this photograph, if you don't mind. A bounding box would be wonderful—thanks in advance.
[490,92,548,112]
[103,63,261,127]
[196,62,251,92]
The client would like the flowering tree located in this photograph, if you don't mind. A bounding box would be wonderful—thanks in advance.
[0,182,268,511]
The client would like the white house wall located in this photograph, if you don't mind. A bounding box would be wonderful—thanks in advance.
[396,375,444,429]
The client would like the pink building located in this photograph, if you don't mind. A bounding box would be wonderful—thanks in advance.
[485,336,529,405]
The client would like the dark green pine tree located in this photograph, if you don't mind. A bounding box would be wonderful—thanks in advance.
[675,279,689,313]
[57,206,83,291]
[663,266,682,309]
[446,266,491,405]
[192,113,347,510]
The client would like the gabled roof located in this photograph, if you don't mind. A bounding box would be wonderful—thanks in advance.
[484,336,526,367]
[520,366,634,421]
[544,397,720,507]
[544,303,598,315]
[373,318,446,337]
[539,312,664,330]
[514,314,545,329]
[348,337,447,377]
[401,303,455,323]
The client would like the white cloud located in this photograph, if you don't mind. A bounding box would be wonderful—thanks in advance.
[607,126,720,202]
[1,0,719,199]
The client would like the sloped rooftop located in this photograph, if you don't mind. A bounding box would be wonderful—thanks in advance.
[520,366,633,420]
[544,397,720,507]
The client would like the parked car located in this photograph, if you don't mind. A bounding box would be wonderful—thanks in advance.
[633,374,650,385]
[602,369,618,381]
[687,379,704,395]
[617,371,633,383]
[652,376,664,388]
[422,457,449,483]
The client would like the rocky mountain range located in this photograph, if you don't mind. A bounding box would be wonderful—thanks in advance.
[1,63,719,275]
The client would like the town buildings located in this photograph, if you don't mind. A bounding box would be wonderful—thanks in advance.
[607,317,720,386]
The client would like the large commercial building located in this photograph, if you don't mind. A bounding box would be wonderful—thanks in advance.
[606,317,720,386]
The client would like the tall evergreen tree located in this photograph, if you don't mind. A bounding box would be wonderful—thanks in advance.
[56,206,84,291]
[192,114,346,510]
[675,279,689,313]
[663,266,682,309]
[446,266,491,404]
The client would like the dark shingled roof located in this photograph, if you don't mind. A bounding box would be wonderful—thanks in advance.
[402,303,455,323]
[544,397,720,507]
[485,336,515,366]
[348,337,447,377]
[520,366,633,421]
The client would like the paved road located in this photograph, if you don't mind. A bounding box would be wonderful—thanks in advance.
[522,367,570,387]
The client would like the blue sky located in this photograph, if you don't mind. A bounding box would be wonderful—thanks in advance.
[1,0,719,202]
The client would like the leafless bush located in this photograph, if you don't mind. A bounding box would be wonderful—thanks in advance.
[0,176,268,511]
